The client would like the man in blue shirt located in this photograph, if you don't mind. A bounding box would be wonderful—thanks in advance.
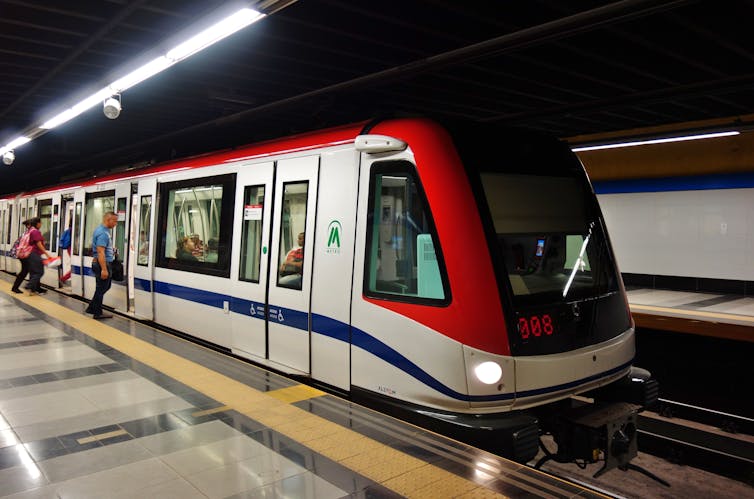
[85,211,118,319]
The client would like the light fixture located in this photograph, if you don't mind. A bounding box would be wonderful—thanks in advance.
[474,361,503,385]
[103,95,122,119]
[571,130,740,152]
[28,6,265,139]
[2,151,14,166]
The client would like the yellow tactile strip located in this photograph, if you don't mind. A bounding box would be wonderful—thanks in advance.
[0,281,608,498]
[76,429,128,445]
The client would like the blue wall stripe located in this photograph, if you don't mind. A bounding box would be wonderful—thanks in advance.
[594,172,754,194]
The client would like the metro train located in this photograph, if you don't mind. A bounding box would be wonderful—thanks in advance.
[0,118,657,468]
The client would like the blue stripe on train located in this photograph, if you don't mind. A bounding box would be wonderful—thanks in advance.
[64,273,630,402]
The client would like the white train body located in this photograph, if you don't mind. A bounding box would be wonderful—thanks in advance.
[1,118,649,460]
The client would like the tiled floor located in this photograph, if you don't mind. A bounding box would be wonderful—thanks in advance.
[0,295,351,498]
[0,276,608,499]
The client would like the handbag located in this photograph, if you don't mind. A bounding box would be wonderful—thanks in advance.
[111,257,124,281]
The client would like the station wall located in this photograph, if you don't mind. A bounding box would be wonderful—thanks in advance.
[597,187,754,282]
[574,125,754,293]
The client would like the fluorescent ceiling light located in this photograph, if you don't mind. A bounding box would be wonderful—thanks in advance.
[41,87,117,130]
[37,7,264,134]
[4,136,31,150]
[40,109,79,130]
[71,87,117,114]
[110,56,173,93]
[571,130,740,152]
[166,8,264,62]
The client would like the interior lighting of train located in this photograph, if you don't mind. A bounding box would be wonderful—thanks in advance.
[0,7,265,160]
[571,130,739,152]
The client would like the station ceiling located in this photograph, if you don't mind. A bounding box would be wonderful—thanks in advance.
[1,0,753,194]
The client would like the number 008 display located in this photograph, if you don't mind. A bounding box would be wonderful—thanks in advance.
[518,314,554,339]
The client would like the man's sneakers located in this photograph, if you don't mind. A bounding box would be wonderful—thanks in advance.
[93,313,113,320]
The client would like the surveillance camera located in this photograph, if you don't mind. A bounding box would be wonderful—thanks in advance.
[2,151,14,166]
[103,97,121,119]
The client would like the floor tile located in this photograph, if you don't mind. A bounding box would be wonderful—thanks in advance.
[184,454,307,499]
[160,435,271,476]
[111,477,206,499]
[0,445,24,469]
[37,440,153,483]
[228,471,347,499]
[52,457,178,498]
[0,461,48,497]
[137,421,240,456]
[0,429,19,450]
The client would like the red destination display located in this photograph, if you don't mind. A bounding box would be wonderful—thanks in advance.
[518,314,554,339]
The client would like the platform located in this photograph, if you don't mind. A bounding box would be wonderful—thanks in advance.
[0,276,607,499]
[627,288,754,342]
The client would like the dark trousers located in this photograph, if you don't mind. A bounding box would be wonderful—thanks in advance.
[26,253,44,291]
[86,261,112,315]
[11,257,30,291]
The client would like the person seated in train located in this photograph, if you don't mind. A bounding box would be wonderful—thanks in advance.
[176,236,199,261]
[189,234,204,258]
[279,232,304,288]
[138,230,149,264]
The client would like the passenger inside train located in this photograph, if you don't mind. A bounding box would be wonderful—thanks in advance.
[278,232,304,288]
[176,236,199,261]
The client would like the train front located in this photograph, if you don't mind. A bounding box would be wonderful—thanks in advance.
[452,123,659,470]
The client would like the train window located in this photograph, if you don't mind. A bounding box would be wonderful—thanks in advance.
[138,196,152,266]
[73,202,82,256]
[481,173,618,303]
[239,185,265,283]
[277,182,308,290]
[364,162,448,304]
[156,174,236,277]
[51,205,59,253]
[115,197,127,260]
[83,192,114,257]
[6,205,11,244]
[38,199,53,250]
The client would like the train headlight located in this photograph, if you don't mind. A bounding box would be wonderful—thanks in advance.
[474,361,502,384]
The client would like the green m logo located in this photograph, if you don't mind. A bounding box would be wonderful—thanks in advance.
[327,220,342,249]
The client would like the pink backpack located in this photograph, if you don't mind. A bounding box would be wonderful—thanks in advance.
[15,230,33,259]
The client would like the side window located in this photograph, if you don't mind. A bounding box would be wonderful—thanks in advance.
[6,205,12,244]
[73,203,82,256]
[115,197,127,259]
[38,199,53,249]
[277,182,308,290]
[138,196,152,266]
[365,162,448,303]
[83,192,114,257]
[51,205,59,252]
[156,174,236,277]
[239,185,265,282]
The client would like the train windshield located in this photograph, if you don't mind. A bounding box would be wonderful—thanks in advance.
[481,173,618,306]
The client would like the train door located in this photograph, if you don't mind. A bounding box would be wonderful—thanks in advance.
[38,195,59,288]
[228,162,274,360]
[267,156,319,374]
[104,184,131,312]
[4,201,15,273]
[70,190,86,296]
[132,178,156,319]
[59,196,75,288]
[0,201,7,272]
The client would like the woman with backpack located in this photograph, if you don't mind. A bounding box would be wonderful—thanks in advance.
[10,220,32,294]
[24,217,54,296]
